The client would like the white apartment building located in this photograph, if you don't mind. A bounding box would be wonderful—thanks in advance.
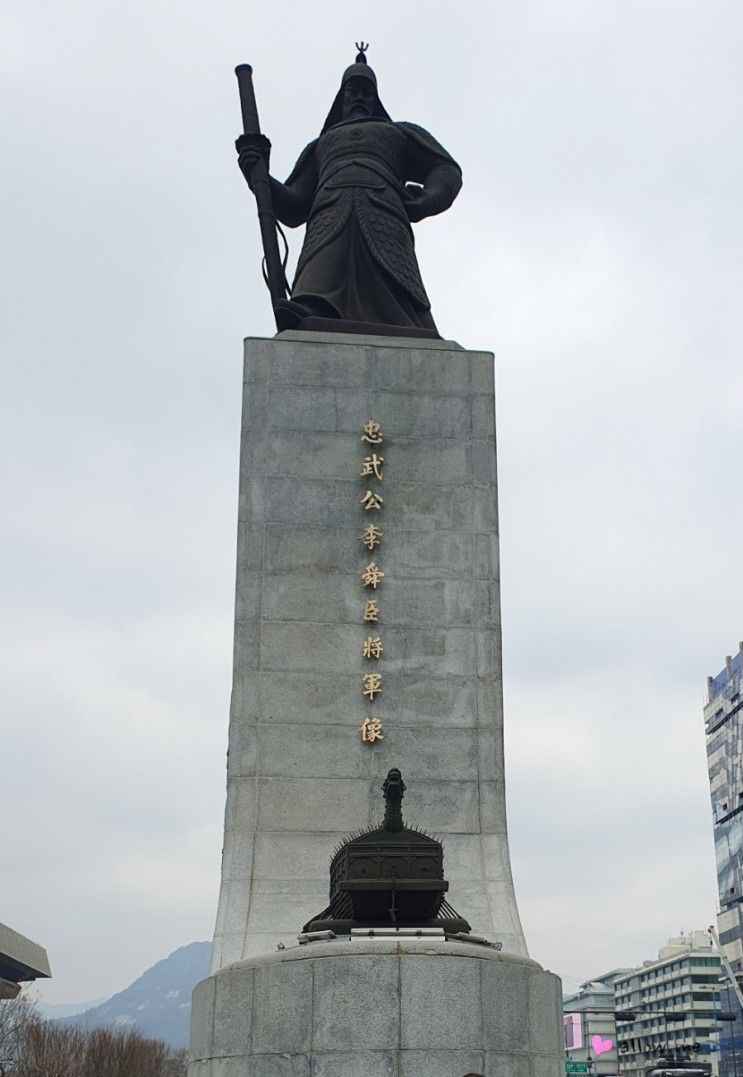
[564,970,633,1076]
[614,932,721,1077]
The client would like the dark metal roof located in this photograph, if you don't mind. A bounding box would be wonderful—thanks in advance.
[0,921,51,982]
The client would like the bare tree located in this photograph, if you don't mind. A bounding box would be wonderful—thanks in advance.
[0,998,187,1077]
[163,1048,187,1077]
[0,993,38,1076]
[17,1019,85,1077]
[80,1027,168,1077]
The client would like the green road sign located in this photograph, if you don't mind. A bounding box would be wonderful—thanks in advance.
[566,1062,590,1074]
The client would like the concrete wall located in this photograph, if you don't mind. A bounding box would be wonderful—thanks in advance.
[211,331,527,970]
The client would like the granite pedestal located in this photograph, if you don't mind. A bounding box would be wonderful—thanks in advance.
[190,938,563,1077]
[189,331,562,1075]
[212,331,526,968]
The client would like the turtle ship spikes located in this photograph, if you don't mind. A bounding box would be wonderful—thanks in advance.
[303,768,471,934]
[332,820,434,858]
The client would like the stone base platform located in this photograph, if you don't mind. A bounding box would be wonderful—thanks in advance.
[188,936,563,1077]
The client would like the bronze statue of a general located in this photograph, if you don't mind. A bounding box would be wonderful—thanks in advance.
[236,46,462,337]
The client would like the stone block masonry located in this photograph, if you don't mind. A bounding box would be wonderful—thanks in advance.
[211,331,527,971]
[190,939,564,1076]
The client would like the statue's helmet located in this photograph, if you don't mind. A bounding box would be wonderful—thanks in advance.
[321,44,391,132]
[340,43,378,90]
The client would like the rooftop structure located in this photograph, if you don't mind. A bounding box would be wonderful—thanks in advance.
[0,921,51,999]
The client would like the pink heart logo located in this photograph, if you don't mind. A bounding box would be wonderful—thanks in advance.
[591,1035,613,1057]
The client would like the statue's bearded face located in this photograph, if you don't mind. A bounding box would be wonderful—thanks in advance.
[342,77,377,119]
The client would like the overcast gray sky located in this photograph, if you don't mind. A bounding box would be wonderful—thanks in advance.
[2,0,742,1004]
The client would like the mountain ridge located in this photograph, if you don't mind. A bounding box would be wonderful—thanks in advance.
[61,941,210,1048]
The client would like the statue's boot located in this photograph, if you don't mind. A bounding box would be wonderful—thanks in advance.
[274,299,309,330]
[275,297,340,330]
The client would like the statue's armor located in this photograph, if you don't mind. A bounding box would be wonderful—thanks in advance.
[296,120,430,308]
[270,102,460,330]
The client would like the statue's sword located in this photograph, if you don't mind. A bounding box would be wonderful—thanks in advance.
[235,64,288,326]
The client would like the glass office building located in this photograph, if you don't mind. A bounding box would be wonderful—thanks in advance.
[705,644,743,1077]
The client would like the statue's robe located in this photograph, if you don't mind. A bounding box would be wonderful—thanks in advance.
[269,117,462,331]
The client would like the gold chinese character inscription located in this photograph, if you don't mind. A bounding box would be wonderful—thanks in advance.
[362,636,383,660]
[361,453,384,480]
[361,562,384,589]
[363,599,379,623]
[359,716,384,743]
[361,523,383,550]
[360,490,384,512]
[362,672,382,700]
[357,423,387,740]
[361,419,383,445]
